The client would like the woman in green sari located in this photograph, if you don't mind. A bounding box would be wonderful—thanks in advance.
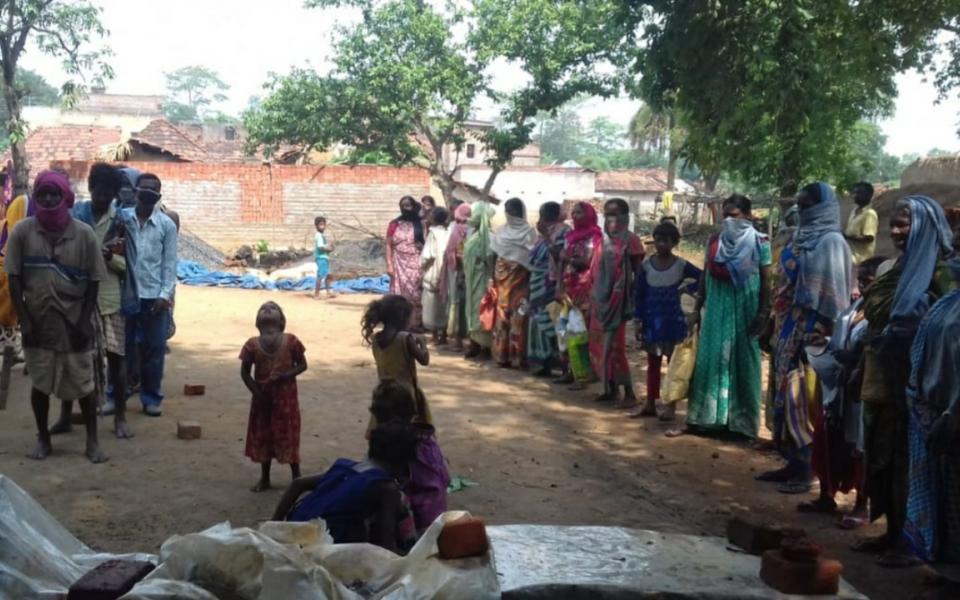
[463,202,496,360]
[668,195,771,438]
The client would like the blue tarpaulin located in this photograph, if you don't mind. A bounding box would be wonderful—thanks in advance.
[176,260,390,294]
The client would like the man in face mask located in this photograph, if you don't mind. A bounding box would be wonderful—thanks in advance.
[4,170,108,462]
[118,173,178,417]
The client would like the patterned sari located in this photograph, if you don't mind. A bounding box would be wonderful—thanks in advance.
[388,219,424,328]
[589,222,643,386]
[493,258,530,366]
[463,204,495,348]
[527,223,568,370]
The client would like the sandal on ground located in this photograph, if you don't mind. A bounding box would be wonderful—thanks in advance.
[628,406,658,418]
[752,439,777,452]
[755,467,793,483]
[593,393,616,403]
[777,479,816,494]
[850,535,888,554]
[838,515,868,530]
[877,552,923,569]
[796,497,837,514]
[664,427,688,438]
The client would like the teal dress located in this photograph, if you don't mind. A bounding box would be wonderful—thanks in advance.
[687,234,771,438]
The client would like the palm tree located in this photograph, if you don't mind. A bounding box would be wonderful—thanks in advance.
[629,104,686,191]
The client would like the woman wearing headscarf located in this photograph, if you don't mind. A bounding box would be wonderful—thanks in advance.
[490,198,537,368]
[589,198,644,407]
[386,196,425,329]
[758,182,852,494]
[440,203,472,352]
[462,202,495,360]
[556,201,603,387]
[668,195,772,439]
[904,250,960,567]
[527,201,569,377]
[851,195,955,567]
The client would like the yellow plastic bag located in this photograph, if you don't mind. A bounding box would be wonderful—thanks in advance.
[662,329,698,403]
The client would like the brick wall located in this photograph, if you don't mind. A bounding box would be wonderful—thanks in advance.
[52,160,431,251]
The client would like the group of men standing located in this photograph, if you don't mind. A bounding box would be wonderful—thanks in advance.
[1,163,178,463]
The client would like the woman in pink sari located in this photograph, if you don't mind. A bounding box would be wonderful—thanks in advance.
[386,196,426,329]
[556,201,603,387]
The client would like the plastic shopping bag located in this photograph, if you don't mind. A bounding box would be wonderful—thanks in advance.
[567,333,593,383]
[662,329,698,403]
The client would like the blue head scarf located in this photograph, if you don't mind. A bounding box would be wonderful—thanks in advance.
[714,217,762,287]
[887,196,954,338]
[793,182,852,321]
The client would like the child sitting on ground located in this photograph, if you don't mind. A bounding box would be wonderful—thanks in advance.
[240,301,307,492]
[361,294,433,427]
[313,216,335,299]
[273,422,418,555]
[370,380,450,532]
[632,222,702,421]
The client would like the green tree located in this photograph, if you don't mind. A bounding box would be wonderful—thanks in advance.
[246,0,631,203]
[164,66,230,123]
[0,1,112,190]
[628,104,687,190]
[536,105,585,162]
[0,69,59,152]
[585,117,625,153]
[637,1,901,195]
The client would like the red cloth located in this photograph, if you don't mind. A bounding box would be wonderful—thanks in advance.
[240,333,306,464]
[811,409,864,497]
[646,353,664,401]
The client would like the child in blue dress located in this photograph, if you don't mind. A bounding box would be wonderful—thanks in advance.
[633,222,702,420]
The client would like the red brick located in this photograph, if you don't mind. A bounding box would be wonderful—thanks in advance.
[438,516,489,559]
[177,421,202,439]
[726,517,805,556]
[760,550,842,596]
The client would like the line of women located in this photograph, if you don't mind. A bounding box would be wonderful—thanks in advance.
[385,188,960,570]
[386,194,646,407]
[675,185,959,571]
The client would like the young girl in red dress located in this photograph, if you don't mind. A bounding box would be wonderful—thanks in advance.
[240,301,308,492]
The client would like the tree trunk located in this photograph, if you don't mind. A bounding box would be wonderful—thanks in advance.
[2,72,27,194]
[666,113,677,191]
[433,170,456,207]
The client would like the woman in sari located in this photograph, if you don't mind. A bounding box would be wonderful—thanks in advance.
[589,198,644,407]
[420,207,451,343]
[669,195,771,439]
[490,198,537,368]
[386,196,425,329]
[852,195,955,567]
[527,202,569,377]
[905,257,960,566]
[758,183,852,494]
[557,201,603,387]
[462,202,495,360]
[440,203,472,352]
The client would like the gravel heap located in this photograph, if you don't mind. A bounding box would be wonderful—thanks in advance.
[178,227,226,271]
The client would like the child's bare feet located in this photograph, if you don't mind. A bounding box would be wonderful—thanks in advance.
[49,418,72,435]
[85,440,109,464]
[251,479,271,492]
[114,416,134,439]
[29,436,52,460]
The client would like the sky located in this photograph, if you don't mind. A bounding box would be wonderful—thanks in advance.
[19,0,960,158]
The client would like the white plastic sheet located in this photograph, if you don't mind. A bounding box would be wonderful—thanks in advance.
[0,476,155,600]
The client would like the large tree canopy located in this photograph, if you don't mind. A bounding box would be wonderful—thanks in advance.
[164,65,231,123]
[245,0,635,203]
[0,0,112,190]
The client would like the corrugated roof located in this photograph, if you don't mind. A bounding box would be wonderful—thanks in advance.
[596,169,671,192]
[455,164,594,174]
[70,93,165,117]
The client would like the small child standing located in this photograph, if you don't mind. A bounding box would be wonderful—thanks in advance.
[632,222,702,420]
[241,301,308,492]
[370,380,450,532]
[313,216,335,299]
[361,294,433,427]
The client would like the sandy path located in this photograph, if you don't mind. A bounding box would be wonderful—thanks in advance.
[0,286,934,599]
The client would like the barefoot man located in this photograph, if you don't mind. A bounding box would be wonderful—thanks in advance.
[5,170,108,462]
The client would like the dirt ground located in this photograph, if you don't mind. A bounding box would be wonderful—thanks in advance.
[0,286,947,599]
